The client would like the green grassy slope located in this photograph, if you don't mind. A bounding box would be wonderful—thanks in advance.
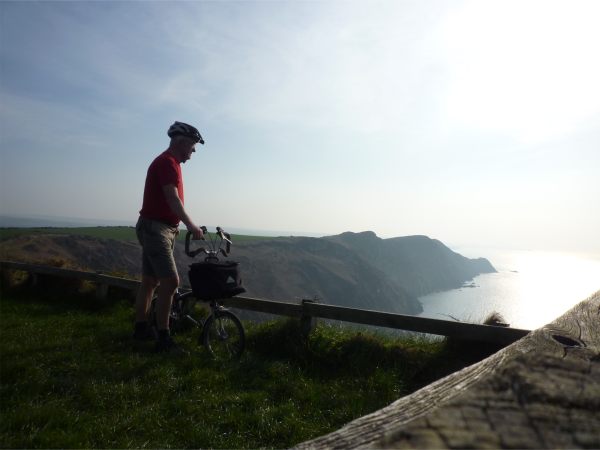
[0,286,451,449]
[0,226,138,241]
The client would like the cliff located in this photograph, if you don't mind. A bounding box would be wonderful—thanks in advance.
[327,231,496,297]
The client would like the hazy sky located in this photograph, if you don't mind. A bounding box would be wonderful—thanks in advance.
[1,0,599,253]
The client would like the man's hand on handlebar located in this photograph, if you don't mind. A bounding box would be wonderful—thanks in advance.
[188,223,204,240]
[185,225,233,259]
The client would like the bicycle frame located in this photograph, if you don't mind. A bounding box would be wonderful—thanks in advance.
[171,289,203,327]
[171,288,231,329]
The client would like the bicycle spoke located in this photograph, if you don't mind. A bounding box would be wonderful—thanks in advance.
[184,315,202,327]
[203,310,245,360]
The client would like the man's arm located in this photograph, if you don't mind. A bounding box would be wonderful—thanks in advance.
[162,184,204,239]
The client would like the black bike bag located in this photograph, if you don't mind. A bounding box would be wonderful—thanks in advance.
[188,260,246,301]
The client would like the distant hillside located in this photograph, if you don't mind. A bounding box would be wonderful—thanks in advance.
[327,231,496,297]
[232,236,419,314]
[0,228,496,315]
[0,234,141,275]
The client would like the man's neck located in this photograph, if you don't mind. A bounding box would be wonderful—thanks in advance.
[166,147,181,163]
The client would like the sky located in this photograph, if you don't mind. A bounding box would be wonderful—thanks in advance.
[1,0,599,254]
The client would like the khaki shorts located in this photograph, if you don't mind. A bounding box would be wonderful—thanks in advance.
[136,217,179,279]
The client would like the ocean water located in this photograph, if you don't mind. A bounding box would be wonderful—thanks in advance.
[417,248,600,330]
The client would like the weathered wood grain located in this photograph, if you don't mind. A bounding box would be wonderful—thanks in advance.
[294,290,600,449]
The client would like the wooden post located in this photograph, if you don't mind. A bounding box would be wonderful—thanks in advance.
[300,297,319,338]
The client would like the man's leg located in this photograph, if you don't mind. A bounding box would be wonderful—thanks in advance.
[135,274,158,323]
[154,274,186,352]
[135,217,158,338]
[155,275,179,331]
[133,274,158,339]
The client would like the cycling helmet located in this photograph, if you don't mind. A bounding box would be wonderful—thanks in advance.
[167,121,204,144]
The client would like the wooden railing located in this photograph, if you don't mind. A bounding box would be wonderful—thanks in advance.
[220,296,529,345]
[0,260,139,297]
[0,260,530,345]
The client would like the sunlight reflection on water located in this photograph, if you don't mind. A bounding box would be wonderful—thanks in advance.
[417,249,600,330]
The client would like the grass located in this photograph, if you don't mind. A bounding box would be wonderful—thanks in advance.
[0,226,138,242]
[0,226,277,244]
[0,284,464,449]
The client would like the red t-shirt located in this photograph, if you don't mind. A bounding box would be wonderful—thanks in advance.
[139,150,184,226]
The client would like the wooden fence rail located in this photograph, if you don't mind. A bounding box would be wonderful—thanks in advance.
[0,260,530,345]
[0,260,140,296]
[221,297,529,345]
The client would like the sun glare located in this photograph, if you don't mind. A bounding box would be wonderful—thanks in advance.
[442,0,600,143]
[509,251,600,328]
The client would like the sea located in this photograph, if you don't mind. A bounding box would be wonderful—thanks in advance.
[417,247,600,330]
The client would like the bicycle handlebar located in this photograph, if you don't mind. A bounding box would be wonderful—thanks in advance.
[216,227,232,253]
[185,226,232,258]
[184,231,204,258]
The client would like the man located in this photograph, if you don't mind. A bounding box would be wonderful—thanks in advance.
[134,121,204,352]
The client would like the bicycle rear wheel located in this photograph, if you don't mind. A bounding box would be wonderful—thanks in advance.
[202,309,245,360]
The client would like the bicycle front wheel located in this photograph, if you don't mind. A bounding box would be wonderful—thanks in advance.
[202,310,245,360]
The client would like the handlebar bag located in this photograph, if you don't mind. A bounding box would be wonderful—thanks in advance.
[188,260,246,301]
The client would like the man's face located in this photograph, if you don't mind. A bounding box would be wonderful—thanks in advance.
[179,138,197,163]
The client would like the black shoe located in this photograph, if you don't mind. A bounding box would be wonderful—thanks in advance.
[133,322,156,341]
[155,336,187,354]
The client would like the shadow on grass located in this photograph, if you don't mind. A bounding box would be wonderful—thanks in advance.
[239,318,445,387]
[242,317,513,395]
